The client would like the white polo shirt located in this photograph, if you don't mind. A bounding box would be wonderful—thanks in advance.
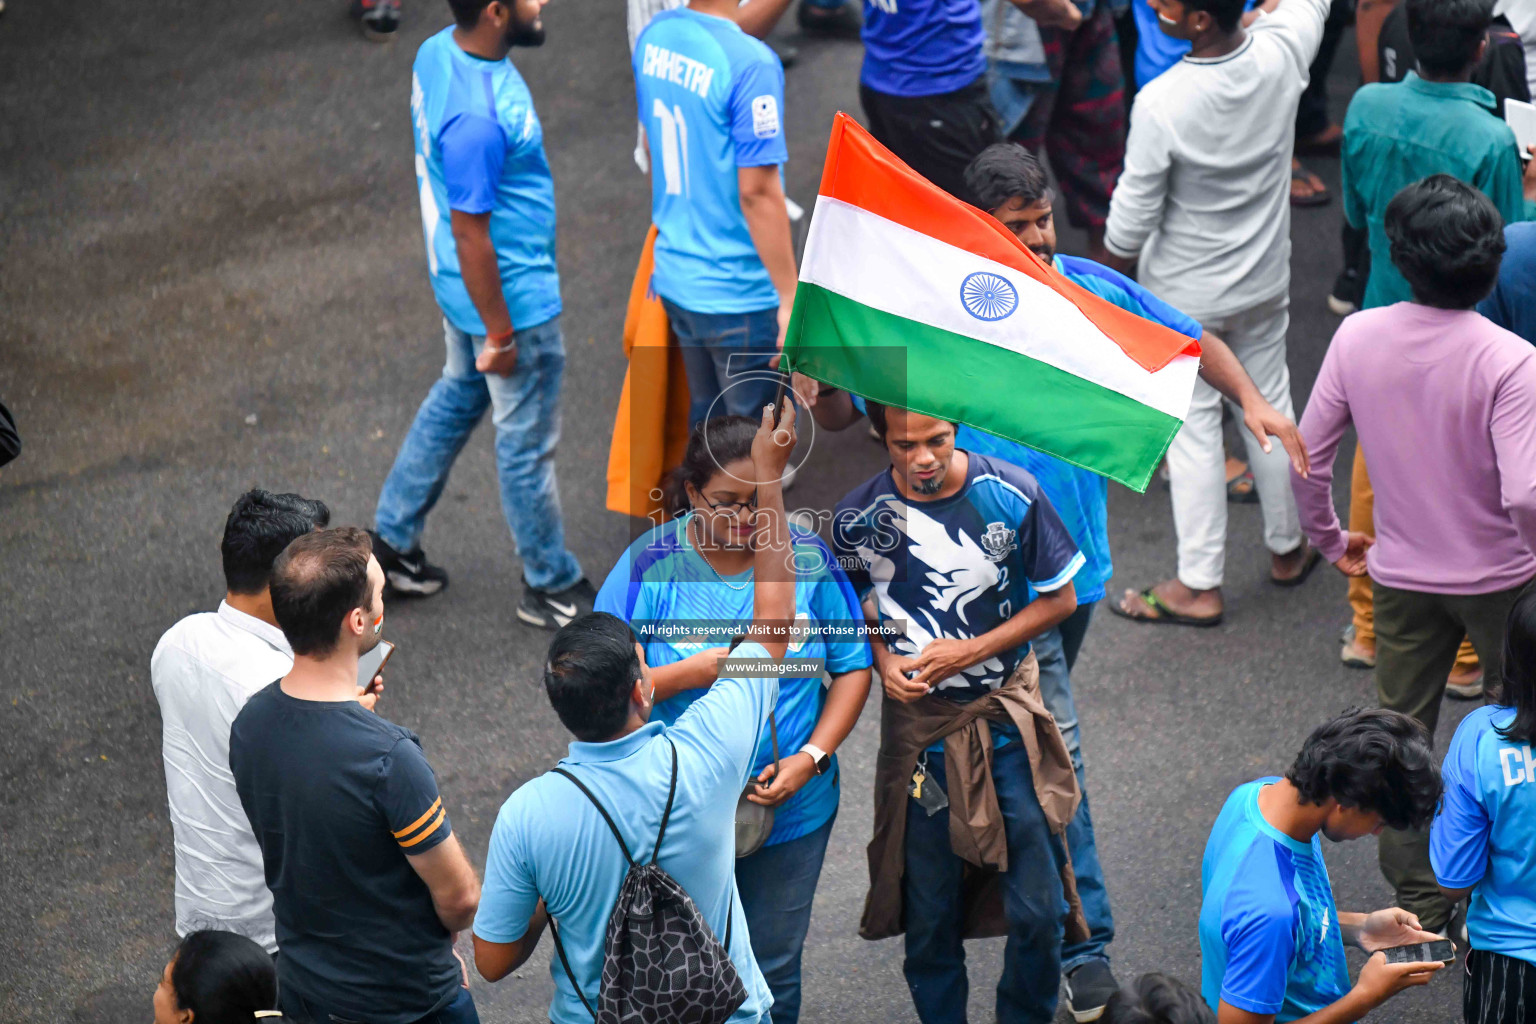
[151,601,291,952]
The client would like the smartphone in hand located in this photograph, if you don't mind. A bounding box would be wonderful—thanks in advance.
[357,640,396,692]
[1381,939,1455,965]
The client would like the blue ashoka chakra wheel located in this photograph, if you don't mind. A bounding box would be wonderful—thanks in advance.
[960,271,1018,322]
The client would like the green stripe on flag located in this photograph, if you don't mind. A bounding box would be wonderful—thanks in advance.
[785,282,1180,491]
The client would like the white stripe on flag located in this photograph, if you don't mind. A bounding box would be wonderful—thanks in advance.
[800,196,1199,420]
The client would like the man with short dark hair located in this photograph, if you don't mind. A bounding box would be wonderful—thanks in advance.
[231,527,483,1024]
[1336,0,1536,685]
[833,405,1087,1024]
[1103,0,1328,627]
[1200,708,1448,1023]
[471,402,798,1024]
[374,0,595,630]
[151,489,330,952]
[1293,175,1536,932]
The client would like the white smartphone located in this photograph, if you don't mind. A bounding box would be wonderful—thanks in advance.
[357,640,396,691]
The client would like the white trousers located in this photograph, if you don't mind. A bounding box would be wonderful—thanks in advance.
[1166,293,1303,591]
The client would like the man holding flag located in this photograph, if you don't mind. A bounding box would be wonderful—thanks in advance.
[799,136,1305,1022]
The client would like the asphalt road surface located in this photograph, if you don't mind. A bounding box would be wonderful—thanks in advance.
[0,2,1470,1021]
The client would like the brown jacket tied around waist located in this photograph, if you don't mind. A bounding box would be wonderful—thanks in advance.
[860,651,1088,944]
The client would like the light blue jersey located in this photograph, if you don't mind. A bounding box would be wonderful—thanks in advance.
[474,645,779,1024]
[1199,779,1350,1022]
[595,517,871,845]
[411,27,562,335]
[1432,706,1536,967]
[634,9,787,314]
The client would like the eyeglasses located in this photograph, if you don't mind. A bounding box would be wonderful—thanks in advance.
[700,493,757,516]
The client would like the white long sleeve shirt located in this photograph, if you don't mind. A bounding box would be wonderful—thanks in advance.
[1104,0,1330,321]
[151,601,291,952]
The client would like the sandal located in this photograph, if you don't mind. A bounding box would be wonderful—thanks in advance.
[1290,159,1330,207]
[1227,466,1258,504]
[1109,586,1224,627]
[1271,544,1322,587]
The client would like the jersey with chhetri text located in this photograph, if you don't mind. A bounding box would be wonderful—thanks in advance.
[411,27,562,336]
[633,8,787,315]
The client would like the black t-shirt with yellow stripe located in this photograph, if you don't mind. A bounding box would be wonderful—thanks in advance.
[231,682,456,1023]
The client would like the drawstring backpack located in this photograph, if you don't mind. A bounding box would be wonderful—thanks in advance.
[547,738,748,1024]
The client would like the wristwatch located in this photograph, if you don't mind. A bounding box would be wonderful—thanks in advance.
[799,743,831,775]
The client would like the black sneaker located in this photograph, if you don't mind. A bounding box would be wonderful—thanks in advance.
[1327,266,1362,316]
[1064,960,1117,1023]
[517,576,596,630]
[350,0,400,41]
[369,530,449,597]
[797,0,862,38]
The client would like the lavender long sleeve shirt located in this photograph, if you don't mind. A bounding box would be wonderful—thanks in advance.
[1292,304,1536,595]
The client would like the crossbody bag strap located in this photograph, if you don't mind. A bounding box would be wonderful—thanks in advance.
[546,916,598,1021]
[552,767,635,866]
[649,737,680,864]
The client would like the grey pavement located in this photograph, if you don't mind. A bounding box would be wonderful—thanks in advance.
[0,2,1468,1021]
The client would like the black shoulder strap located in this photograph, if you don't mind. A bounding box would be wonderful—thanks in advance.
[547,916,598,1020]
[552,767,635,866]
[650,738,680,865]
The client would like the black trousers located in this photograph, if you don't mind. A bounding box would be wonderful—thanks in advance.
[859,77,1000,204]
[1464,949,1536,1024]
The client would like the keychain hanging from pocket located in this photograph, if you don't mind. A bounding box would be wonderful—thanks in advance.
[908,752,949,816]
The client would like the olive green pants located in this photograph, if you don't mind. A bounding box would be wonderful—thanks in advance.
[1373,576,1534,929]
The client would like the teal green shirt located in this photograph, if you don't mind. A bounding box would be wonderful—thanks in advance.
[1342,73,1530,310]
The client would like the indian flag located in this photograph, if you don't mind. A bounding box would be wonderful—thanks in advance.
[782,113,1201,492]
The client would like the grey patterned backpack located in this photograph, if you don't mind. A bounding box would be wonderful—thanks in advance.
[548,737,748,1024]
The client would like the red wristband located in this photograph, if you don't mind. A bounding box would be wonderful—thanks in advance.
[485,326,515,345]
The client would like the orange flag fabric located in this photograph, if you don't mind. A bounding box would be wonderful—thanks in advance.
[605,226,692,521]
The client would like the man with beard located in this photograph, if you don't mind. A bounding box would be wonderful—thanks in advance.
[831,404,1086,1024]
[371,0,597,631]
[633,0,797,426]
[231,528,483,1024]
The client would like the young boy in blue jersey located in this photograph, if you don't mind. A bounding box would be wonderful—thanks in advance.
[832,404,1085,1024]
[633,0,798,429]
[1200,708,1447,1024]
[1432,590,1536,1023]
[372,0,596,630]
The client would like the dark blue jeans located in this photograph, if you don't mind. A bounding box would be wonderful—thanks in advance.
[282,985,478,1024]
[735,814,836,1024]
[1032,602,1115,973]
[661,298,782,429]
[902,742,1068,1024]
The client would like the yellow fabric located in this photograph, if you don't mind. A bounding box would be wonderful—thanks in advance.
[605,226,692,522]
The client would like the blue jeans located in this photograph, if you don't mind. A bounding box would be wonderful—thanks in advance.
[1033,603,1115,973]
[735,814,836,1024]
[374,317,581,592]
[283,985,478,1024]
[902,743,1068,1024]
[661,299,783,429]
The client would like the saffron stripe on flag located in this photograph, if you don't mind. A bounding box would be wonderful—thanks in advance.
[786,283,1183,491]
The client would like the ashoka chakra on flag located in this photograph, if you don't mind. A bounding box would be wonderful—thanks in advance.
[782,113,1201,493]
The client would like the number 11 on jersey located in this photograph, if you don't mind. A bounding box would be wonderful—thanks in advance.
[652,100,690,197]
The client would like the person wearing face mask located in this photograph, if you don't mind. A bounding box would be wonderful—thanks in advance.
[372,0,597,632]
[230,528,482,1024]
[1102,0,1330,628]
[592,413,873,1024]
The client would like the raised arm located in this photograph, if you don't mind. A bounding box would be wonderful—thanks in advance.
[751,397,798,658]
